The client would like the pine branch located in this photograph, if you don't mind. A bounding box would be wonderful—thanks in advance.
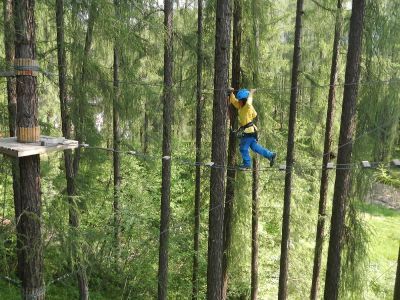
[0,274,21,287]
[303,72,323,87]
[310,0,336,13]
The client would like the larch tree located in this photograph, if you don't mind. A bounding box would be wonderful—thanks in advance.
[72,0,97,176]
[394,244,400,300]
[324,0,366,299]
[278,0,304,299]
[251,157,259,300]
[310,1,342,299]
[3,0,21,266]
[222,0,241,296]
[55,0,89,298]
[113,0,122,249]
[158,0,173,298]
[207,0,231,297]
[192,0,204,298]
[250,0,260,298]
[14,0,44,298]
[4,0,16,137]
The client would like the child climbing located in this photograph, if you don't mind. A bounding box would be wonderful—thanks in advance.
[228,88,276,169]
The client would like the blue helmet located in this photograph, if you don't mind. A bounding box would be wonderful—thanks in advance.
[236,89,250,101]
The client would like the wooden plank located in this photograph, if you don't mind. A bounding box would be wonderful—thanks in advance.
[327,162,335,169]
[0,137,78,158]
[361,160,371,168]
[393,159,400,167]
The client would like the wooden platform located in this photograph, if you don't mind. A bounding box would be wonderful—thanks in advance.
[0,136,78,158]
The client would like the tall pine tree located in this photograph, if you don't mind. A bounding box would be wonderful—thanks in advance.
[310,1,342,299]
[14,0,44,298]
[324,1,366,299]
[207,0,231,297]
[278,0,304,298]
[158,0,173,298]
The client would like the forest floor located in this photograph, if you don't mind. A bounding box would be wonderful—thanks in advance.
[362,184,400,299]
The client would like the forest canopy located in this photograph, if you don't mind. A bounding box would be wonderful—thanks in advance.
[0,0,399,299]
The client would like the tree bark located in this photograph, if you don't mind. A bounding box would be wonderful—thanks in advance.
[56,1,89,299]
[251,157,259,300]
[158,0,173,298]
[73,1,97,176]
[250,3,260,298]
[278,1,304,299]
[323,1,365,299]
[4,0,16,138]
[4,0,22,279]
[192,0,203,299]
[13,0,44,298]
[222,0,241,297]
[310,1,342,299]
[206,0,231,297]
[143,107,149,154]
[251,0,260,87]
[394,244,400,300]
[113,0,121,250]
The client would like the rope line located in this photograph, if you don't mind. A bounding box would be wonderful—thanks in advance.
[81,144,400,172]
[370,261,399,286]
[0,274,21,287]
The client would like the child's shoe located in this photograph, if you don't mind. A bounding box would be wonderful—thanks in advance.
[270,152,276,167]
[237,164,251,171]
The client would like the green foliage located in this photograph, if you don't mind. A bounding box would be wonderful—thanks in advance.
[0,0,400,298]
[376,168,400,189]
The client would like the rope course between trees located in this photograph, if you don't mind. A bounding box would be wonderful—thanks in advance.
[1,4,399,297]
[0,131,398,289]
[79,142,400,173]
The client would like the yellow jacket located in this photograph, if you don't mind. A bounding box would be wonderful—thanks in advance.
[229,91,257,133]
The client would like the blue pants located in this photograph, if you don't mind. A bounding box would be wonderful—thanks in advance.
[240,135,273,167]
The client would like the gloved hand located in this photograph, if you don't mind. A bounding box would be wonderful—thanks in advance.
[226,87,234,97]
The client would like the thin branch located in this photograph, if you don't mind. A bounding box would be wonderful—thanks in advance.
[310,0,336,13]
[47,272,74,287]
[0,274,21,287]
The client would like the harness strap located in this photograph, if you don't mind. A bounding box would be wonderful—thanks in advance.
[239,122,254,130]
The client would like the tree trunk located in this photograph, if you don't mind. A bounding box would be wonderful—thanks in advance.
[158,0,173,298]
[250,3,260,298]
[222,0,241,297]
[73,1,97,176]
[251,157,259,300]
[143,107,149,154]
[192,0,203,298]
[113,0,121,250]
[206,0,231,297]
[324,1,365,299]
[394,245,400,300]
[310,1,342,299]
[251,0,260,87]
[56,1,89,298]
[3,0,22,279]
[13,0,44,298]
[4,0,16,138]
[278,1,304,299]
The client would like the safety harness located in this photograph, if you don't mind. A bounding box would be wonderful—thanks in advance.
[235,122,258,139]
